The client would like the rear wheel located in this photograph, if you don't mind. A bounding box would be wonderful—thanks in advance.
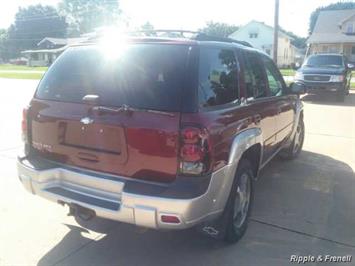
[220,159,254,243]
[279,118,305,160]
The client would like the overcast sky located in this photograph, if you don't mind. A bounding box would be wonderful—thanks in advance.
[0,0,350,37]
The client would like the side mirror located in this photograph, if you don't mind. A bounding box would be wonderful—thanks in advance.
[289,82,306,95]
[347,63,355,70]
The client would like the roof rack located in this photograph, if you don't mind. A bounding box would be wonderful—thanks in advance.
[128,29,200,37]
[191,33,253,47]
[129,30,252,47]
[87,29,253,48]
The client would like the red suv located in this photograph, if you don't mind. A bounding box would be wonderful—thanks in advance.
[17,31,305,243]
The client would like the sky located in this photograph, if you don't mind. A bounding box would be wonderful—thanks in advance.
[0,0,351,37]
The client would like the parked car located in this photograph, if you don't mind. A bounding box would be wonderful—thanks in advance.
[17,32,305,243]
[9,57,28,65]
[294,53,352,102]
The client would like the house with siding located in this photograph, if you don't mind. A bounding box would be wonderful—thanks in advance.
[229,20,297,67]
[21,37,88,67]
[307,9,355,62]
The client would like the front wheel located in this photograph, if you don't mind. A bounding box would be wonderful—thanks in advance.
[219,159,254,243]
[336,91,345,102]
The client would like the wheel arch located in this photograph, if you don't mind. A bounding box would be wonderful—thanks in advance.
[227,127,263,181]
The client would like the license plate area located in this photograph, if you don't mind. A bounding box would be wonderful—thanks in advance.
[59,121,124,155]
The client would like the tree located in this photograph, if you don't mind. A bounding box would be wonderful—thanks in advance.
[59,0,121,35]
[140,22,154,31]
[200,21,239,38]
[7,4,67,56]
[0,29,8,61]
[280,28,307,49]
[309,1,355,34]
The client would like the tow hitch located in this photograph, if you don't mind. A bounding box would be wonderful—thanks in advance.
[59,201,96,221]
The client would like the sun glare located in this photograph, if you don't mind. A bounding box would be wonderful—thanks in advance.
[99,28,129,61]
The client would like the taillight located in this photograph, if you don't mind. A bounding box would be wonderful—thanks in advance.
[179,126,211,176]
[21,107,28,143]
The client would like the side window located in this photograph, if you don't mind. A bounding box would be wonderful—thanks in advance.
[198,48,239,107]
[241,51,267,99]
[261,56,285,96]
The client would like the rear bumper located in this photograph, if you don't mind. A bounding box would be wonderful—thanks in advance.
[17,155,230,230]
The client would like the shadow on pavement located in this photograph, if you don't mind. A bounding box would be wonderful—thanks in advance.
[37,151,355,266]
[301,91,355,107]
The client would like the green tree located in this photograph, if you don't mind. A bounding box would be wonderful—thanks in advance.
[280,28,307,49]
[309,1,355,34]
[0,29,8,61]
[200,21,239,38]
[140,22,154,31]
[7,5,67,56]
[59,0,121,35]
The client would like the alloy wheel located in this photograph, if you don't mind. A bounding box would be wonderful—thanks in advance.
[233,173,251,229]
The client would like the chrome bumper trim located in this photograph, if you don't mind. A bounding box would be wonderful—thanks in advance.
[17,157,230,229]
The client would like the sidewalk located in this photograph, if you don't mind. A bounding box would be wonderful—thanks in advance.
[0,70,45,74]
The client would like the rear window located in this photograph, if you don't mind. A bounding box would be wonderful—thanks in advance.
[36,44,190,112]
[198,47,239,107]
[304,55,344,67]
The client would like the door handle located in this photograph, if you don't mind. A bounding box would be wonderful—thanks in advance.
[253,114,261,125]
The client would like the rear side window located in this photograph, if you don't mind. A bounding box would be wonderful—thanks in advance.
[198,47,239,107]
[36,44,190,112]
[262,55,285,96]
[240,51,267,99]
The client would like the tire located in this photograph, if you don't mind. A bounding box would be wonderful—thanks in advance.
[336,91,345,102]
[279,118,305,160]
[219,159,254,243]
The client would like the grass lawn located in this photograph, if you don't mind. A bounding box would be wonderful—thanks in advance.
[0,64,48,71]
[0,72,44,80]
[280,69,296,76]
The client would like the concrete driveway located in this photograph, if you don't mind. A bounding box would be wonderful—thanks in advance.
[0,78,354,266]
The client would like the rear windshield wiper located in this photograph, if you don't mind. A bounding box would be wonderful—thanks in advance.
[91,104,175,117]
[92,104,133,114]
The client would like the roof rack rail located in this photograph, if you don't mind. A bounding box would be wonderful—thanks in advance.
[87,29,253,47]
[192,33,253,47]
[126,30,252,47]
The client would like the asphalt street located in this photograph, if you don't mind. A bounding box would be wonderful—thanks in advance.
[0,78,354,266]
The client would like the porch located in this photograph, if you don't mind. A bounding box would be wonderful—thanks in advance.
[21,46,67,67]
[309,43,355,62]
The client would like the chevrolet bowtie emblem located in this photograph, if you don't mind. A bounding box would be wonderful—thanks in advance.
[80,117,94,125]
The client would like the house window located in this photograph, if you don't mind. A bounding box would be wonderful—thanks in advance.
[351,46,355,55]
[249,33,258,38]
[347,23,354,34]
[31,53,39,60]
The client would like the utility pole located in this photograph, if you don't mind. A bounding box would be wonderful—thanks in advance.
[273,0,279,64]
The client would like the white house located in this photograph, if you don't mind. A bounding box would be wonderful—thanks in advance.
[229,20,297,67]
[307,9,355,62]
[21,37,89,67]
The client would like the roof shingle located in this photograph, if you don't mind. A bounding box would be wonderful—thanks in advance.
[308,9,355,44]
